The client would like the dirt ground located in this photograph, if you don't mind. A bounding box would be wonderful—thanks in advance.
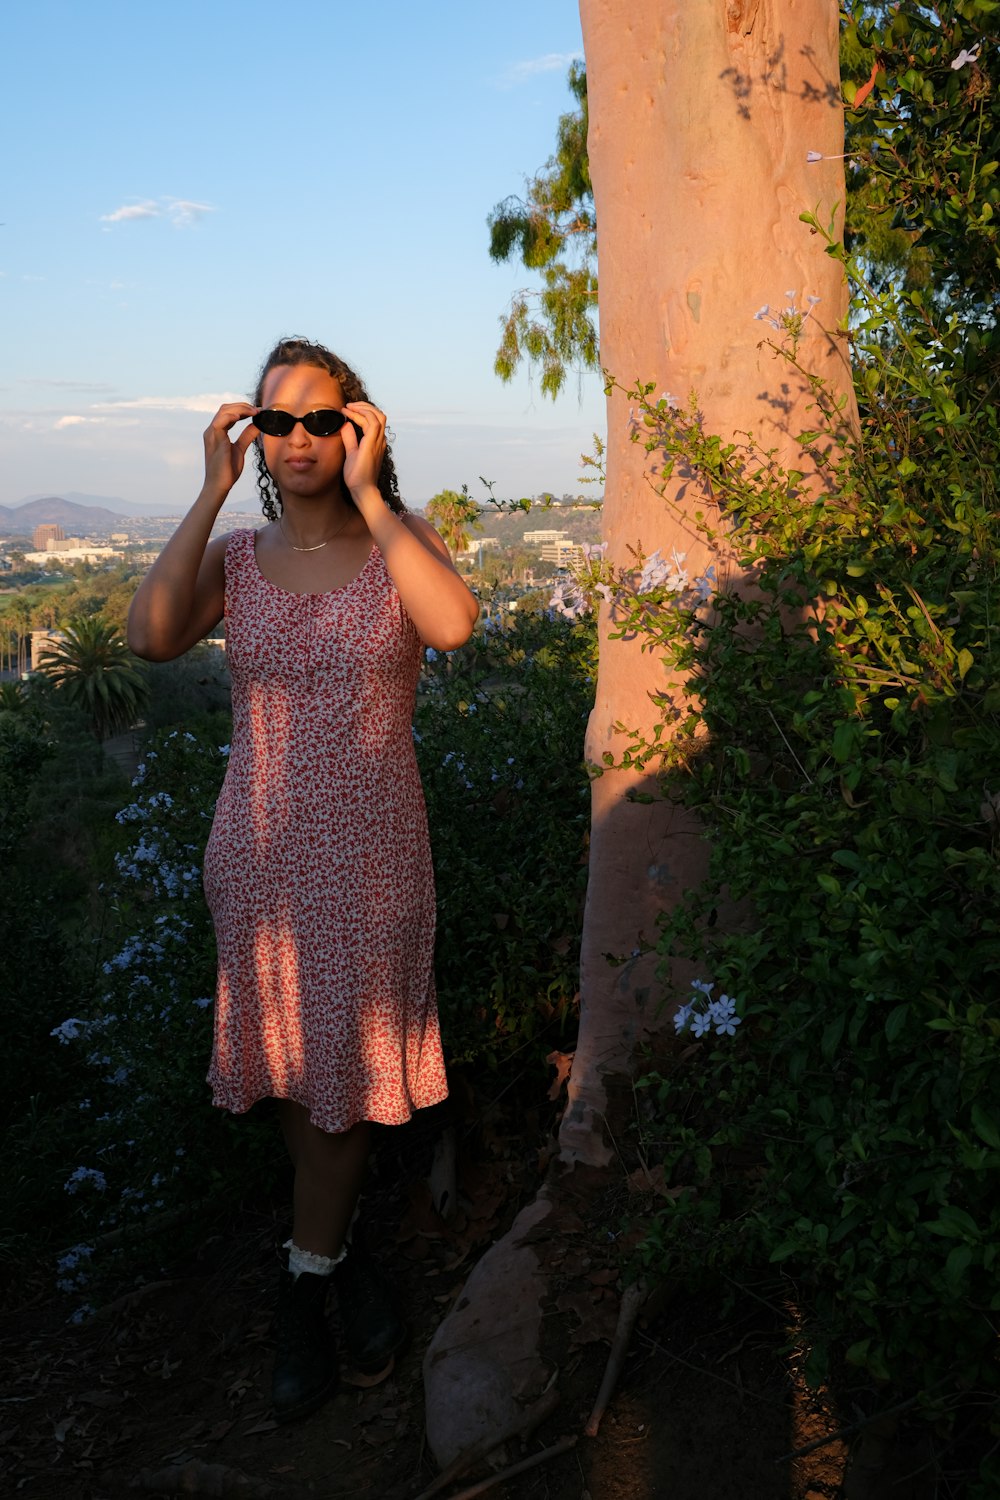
[0,1101,875,1500]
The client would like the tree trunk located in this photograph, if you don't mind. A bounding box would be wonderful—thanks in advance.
[424,0,853,1465]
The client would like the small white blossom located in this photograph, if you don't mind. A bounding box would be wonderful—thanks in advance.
[951,43,980,69]
[549,579,590,620]
[64,1167,108,1195]
[51,1018,88,1045]
[636,548,689,595]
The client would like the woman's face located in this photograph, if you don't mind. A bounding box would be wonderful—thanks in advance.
[257,363,349,503]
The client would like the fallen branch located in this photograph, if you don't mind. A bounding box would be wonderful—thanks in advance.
[584,1279,647,1438]
[443,1435,577,1500]
[414,1386,560,1500]
[774,1385,939,1465]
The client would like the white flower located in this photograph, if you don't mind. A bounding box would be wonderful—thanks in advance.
[951,44,980,69]
[64,1167,108,1195]
[806,150,824,163]
[694,565,717,604]
[51,1018,88,1045]
[691,979,714,997]
[673,1004,692,1034]
[549,580,589,620]
[690,1011,712,1039]
[754,304,771,321]
[636,548,689,595]
[714,1011,742,1037]
[709,993,736,1020]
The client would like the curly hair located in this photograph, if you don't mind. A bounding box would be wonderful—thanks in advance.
[250,337,405,522]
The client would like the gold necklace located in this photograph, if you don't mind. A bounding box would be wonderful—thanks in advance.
[278,512,352,553]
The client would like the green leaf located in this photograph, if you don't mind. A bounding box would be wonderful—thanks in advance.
[885,1004,909,1043]
[971,1102,1000,1150]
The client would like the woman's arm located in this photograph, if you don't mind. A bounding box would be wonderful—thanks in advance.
[127,402,259,662]
[342,405,479,650]
[367,505,479,649]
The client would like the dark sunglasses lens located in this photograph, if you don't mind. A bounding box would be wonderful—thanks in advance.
[254,409,294,436]
[301,409,347,436]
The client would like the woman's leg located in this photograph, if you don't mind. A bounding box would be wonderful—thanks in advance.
[276,1101,370,1256]
[270,1105,372,1423]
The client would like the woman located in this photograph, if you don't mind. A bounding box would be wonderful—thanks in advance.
[128,337,478,1421]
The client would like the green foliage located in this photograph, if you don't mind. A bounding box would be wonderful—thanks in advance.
[488,62,599,396]
[416,612,595,1064]
[842,1,1000,328]
[538,16,1000,1471]
[36,615,149,742]
[559,32,1000,1462]
[0,705,86,1257]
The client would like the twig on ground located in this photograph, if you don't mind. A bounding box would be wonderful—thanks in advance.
[442,1435,578,1500]
[774,1381,949,1464]
[584,1279,647,1438]
[413,1386,560,1500]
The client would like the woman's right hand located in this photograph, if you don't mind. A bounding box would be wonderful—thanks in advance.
[203,402,259,499]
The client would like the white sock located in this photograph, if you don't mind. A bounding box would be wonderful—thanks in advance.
[285,1239,347,1280]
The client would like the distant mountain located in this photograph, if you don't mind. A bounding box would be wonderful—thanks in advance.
[0,496,126,536]
[17,490,174,519]
[20,489,130,511]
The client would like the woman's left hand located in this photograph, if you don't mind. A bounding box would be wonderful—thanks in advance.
[341,401,387,504]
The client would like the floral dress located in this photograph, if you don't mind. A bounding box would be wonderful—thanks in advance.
[203,528,447,1132]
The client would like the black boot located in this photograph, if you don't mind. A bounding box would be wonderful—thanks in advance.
[272,1268,338,1423]
[333,1247,408,1376]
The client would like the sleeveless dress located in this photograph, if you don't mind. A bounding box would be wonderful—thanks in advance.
[203,527,447,1133]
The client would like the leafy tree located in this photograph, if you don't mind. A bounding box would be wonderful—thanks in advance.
[487,61,598,396]
[424,488,481,559]
[36,615,149,742]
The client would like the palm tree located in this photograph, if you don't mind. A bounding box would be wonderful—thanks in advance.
[424,489,481,561]
[36,616,149,742]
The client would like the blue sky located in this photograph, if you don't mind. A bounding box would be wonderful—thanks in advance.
[1,0,604,513]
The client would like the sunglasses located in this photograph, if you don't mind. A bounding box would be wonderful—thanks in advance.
[254,407,357,438]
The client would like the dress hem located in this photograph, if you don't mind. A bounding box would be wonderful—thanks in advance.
[208,1083,449,1135]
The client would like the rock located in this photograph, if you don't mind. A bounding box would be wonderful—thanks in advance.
[422,1195,554,1468]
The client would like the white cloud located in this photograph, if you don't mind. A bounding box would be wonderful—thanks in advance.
[92,392,244,414]
[100,197,215,229]
[101,201,160,224]
[166,199,214,227]
[500,51,583,86]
